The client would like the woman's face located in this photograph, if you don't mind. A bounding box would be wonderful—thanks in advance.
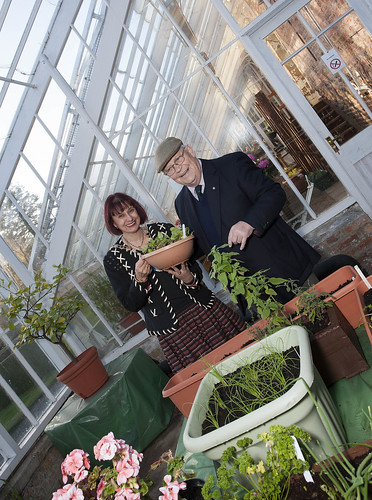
[111,205,141,235]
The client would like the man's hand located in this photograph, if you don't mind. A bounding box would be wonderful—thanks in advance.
[228,221,255,250]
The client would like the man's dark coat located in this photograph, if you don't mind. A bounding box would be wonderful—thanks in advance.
[175,152,320,302]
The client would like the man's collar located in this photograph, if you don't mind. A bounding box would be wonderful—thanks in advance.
[188,160,204,199]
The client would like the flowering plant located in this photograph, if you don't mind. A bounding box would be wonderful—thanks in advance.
[202,424,311,500]
[243,142,271,170]
[52,433,188,500]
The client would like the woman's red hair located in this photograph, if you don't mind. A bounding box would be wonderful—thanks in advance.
[104,193,148,235]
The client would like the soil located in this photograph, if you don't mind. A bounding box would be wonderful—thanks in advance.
[328,279,353,295]
[301,314,330,335]
[288,449,372,499]
[364,289,372,308]
[201,347,300,435]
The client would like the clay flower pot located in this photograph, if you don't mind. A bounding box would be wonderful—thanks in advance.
[142,235,194,270]
[56,346,109,399]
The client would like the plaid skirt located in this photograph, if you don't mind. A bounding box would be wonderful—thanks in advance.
[158,298,246,374]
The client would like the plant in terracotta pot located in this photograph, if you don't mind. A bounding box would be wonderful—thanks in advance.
[0,264,108,398]
[290,285,369,386]
[142,225,194,270]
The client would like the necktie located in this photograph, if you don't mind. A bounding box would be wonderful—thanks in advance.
[195,185,203,200]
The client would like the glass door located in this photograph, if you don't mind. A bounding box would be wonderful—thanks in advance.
[246,0,372,217]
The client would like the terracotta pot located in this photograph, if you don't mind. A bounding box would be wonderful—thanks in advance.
[162,325,258,417]
[284,265,362,327]
[305,303,369,386]
[118,311,146,336]
[56,346,109,399]
[355,275,372,345]
[142,235,194,270]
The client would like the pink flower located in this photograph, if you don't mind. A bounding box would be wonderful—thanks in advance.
[96,478,105,500]
[52,484,84,500]
[258,159,270,168]
[94,432,119,461]
[61,449,90,483]
[74,467,88,483]
[120,488,141,500]
[116,458,135,485]
[159,475,187,500]
[69,485,84,500]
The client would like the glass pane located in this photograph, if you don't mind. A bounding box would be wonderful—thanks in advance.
[220,0,269,29]
[16,343,61,397]
[319,12,372,112]
[0,340,50,420]
[300,0,351,33]
[0,192,36,267]
[0,385,32,444]
[10,158,45,200]
[265,13,313,61]
[283,41,371,144]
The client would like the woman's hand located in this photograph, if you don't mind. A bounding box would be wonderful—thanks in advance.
[135,257,151,283]
[167,262,194,284]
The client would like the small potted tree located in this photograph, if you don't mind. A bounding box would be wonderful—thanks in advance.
[0,265,108,398]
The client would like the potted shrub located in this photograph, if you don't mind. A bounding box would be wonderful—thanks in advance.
[0,265,108,399]
[142,226,194,270]
[183,325,346,464]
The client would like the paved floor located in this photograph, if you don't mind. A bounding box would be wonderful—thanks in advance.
[139,407,185,498]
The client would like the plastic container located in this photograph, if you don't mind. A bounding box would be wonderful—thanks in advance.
[162,326,258,417]
[183,325,346,463]
[355,275,372,345]
[284,266,361,327]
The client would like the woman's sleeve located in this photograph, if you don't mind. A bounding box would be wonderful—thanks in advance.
[103,252,152,312]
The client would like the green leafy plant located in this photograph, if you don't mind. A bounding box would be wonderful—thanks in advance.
[201,342,300,432]
[151,449,194,482]
[0,264,83,362]
[142,226,191,254]
[293,286,334,324]
[202,424,311,499]
[208,245,293,332]
[300,379,372,500]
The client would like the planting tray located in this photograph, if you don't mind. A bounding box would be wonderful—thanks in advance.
[162,326,258,417]
[355,275,372,345]
[284,266,361,327]
[183,325,346,463]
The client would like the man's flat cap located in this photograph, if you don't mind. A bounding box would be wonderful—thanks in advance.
[155,137,183,173]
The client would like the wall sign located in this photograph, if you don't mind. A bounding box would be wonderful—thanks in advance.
[321,49,346,74]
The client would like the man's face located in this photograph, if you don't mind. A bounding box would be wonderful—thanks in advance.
[163,145,201,187]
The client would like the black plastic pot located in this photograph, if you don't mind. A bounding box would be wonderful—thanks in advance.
[180,478,205,500]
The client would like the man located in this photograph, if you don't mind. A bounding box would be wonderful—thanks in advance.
[155,137,320,308]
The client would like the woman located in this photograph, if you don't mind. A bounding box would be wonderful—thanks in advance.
[103,193,246,373]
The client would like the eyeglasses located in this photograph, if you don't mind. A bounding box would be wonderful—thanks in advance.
[163,147,185,176]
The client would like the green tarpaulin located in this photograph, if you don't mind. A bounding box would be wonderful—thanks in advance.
[45,348,174,463]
